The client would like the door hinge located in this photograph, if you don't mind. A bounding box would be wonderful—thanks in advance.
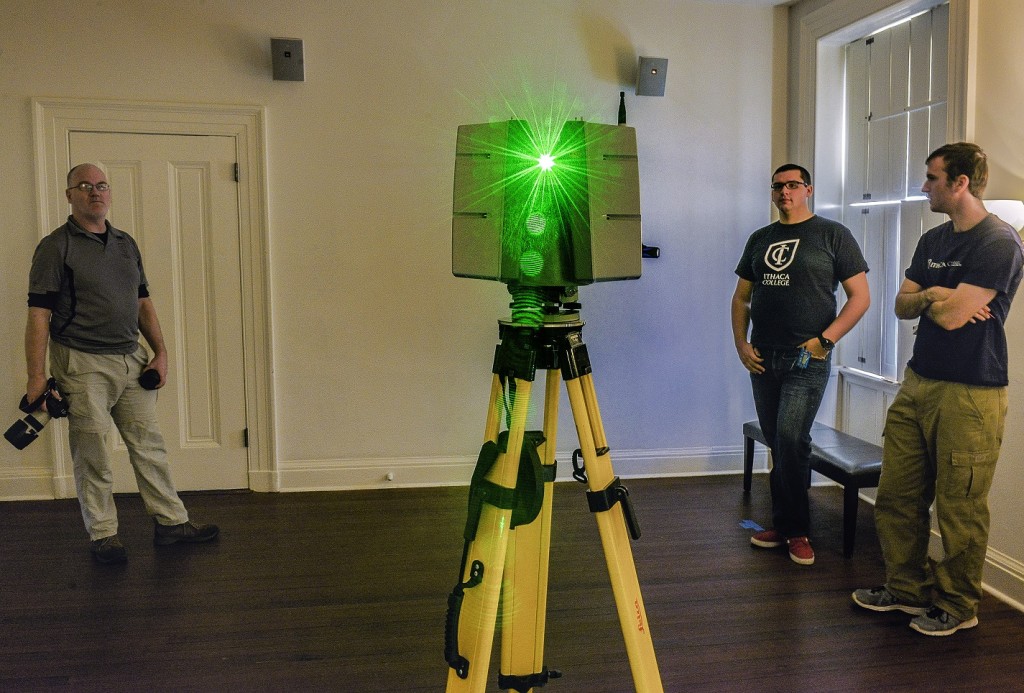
[233,163,240,182]
[243,427,249,447]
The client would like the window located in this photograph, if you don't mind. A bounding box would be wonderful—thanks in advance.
[839,3,949,381]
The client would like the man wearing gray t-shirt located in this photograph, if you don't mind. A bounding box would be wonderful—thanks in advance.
[24,163,218,564]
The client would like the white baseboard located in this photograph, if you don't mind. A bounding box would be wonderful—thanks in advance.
[983,546,1024,613]
[275,445,763,491]
[0,467,57,500]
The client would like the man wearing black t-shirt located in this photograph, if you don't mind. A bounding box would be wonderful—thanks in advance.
[732,164,870,566]
[853,143,1024,636]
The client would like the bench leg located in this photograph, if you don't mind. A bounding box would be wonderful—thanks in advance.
[743,436,754,493]
[842,484,859,558]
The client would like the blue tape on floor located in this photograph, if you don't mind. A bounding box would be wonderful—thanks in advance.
[739,520,764,531]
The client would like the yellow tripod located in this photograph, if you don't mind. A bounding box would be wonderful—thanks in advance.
[444,307,663,692]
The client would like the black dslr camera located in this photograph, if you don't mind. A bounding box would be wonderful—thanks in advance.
[4,378,69,450]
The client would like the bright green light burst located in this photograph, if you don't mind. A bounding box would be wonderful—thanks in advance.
[480,119,591,288]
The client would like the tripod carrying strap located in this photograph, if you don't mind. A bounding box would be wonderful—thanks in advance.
[445,429,555,679]
[462,431,549,542]
[444,559,484,679]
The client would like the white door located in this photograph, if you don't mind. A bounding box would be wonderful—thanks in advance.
[68,132,249,490]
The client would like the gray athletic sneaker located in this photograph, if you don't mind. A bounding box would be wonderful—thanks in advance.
[910,607,979,636]
[851,586,929,616]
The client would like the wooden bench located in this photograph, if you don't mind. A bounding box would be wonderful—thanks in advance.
[742,420,882,557]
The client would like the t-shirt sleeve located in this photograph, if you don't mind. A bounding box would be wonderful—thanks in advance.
[833,225,869,281]
[129,234,150,296]
[735,234,758,281]
[962,233,1024,294]
[27,236,64,295]
[27,292,58,309]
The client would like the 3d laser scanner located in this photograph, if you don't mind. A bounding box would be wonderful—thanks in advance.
[445,118,662,692]
[452,120,641,287]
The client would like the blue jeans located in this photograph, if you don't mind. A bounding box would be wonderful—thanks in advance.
[750,348,831,538]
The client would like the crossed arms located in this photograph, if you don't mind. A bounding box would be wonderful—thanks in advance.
[894,278,996,329]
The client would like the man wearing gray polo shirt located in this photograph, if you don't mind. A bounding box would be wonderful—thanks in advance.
[24,163,218,564]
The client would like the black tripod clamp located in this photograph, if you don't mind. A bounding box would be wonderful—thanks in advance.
[586,477,642,541]
[571,449,641,540]
[493,319,594,384]
[498,666,564,692]
[493,324,539,384]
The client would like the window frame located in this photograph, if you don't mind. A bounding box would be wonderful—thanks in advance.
[837,5,950,381]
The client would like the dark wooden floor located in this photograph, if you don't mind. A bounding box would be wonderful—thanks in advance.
[2,474,1023,692]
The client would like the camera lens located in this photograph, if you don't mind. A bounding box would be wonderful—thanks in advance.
[139,369,161,390]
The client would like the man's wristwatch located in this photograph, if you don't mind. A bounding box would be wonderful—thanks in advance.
[818,335,835,351]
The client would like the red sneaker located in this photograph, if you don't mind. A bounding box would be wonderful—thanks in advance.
[751,528,785,548]
[787,536,815,565]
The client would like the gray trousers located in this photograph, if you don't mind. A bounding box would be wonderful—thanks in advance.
[49,341,188,541]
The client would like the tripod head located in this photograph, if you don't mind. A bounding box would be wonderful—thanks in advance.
[505,284,582,329]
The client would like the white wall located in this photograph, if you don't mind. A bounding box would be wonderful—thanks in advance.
[0,1,773,491]
[971,0,1024,610]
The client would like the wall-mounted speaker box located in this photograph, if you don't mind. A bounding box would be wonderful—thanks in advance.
[636,57,668,96]
[272,38,304,81]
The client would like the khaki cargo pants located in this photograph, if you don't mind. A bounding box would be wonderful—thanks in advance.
[875,368,1006,620]
[50,341,188,541]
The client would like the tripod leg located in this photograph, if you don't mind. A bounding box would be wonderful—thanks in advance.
[484,373,503,443]
[446,376,534,692]
[500,369,561,691]
[580,374,608,450]
[565,373,664,693]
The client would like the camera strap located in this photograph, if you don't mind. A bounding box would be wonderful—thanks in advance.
[19,377,68,418]
[19,391,49,415]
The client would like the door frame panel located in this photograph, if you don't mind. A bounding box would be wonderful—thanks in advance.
[33,97,278,494]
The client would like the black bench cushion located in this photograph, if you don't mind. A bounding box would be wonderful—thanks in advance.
[743,419,881,479]
[744,420,846,446]
[811,443,882,477]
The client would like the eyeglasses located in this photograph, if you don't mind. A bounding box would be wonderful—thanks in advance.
[67,182,111,193]
[770,181,808,192]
